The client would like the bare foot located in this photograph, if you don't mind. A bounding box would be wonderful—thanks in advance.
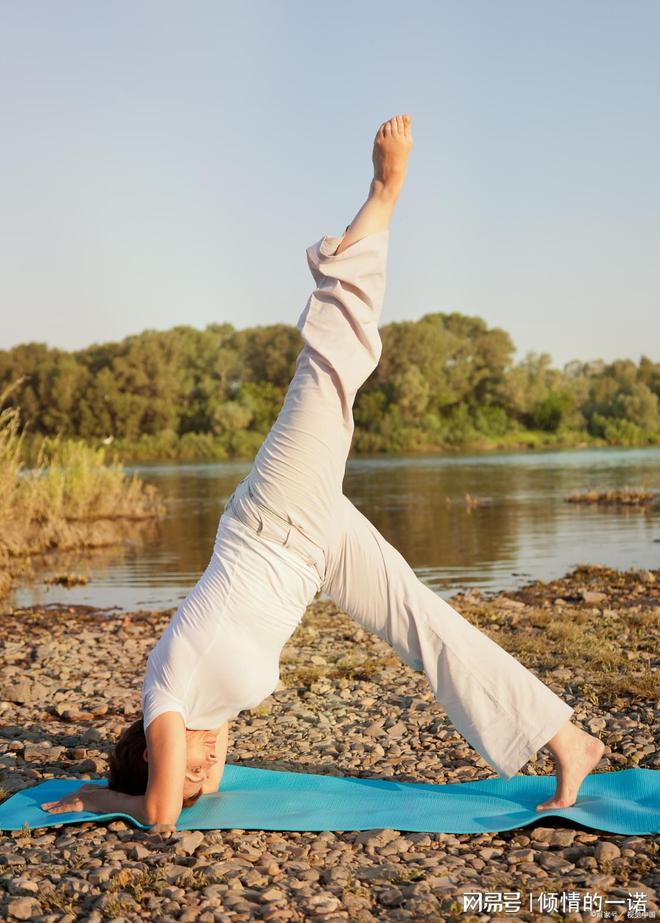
[371,114,414,203]
[535,720,606,811]
[332,114,414,255]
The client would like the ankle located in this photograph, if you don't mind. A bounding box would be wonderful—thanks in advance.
[544,719,577,757]
[369,178,400,206]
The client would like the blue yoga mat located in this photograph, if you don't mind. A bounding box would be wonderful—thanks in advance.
[0,766,657,835]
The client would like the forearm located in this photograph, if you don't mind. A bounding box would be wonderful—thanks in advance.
[101,788,150,825]
[102,788,180,828]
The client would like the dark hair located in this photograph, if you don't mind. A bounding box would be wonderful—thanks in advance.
[108,714,202,809]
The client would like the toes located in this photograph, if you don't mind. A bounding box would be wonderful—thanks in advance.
[536,796,574,811]
[378,115,412,140]
[535,800,557,811]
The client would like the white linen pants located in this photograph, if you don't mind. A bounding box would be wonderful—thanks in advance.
[224,228,574,781]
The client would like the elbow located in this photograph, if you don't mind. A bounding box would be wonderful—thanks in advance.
[144,800,181,830]
[145,813,180,832]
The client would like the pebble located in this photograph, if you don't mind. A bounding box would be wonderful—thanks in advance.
[507,848,535,863]
[595,841,622,862]
[305,892,341,913]
[7,897,39,920]
[177,830,205,855]
[0,566,656,921]
[1,681,48,705]
[580,589,608,604]
[259,887,286,903]
[538,851,574,872]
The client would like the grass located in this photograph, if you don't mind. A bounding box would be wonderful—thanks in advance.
[44,573,89,586]
[17,420,660,466]
[40,887,79,915]
[0,380,165,597]
[466,588,658,704]
[107,867,167,899]
[566,486,656,506]
[281,654,402,689]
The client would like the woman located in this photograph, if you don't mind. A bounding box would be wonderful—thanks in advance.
[42,114,605,829]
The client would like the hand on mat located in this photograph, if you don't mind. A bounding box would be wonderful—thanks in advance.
[40,783,108,815]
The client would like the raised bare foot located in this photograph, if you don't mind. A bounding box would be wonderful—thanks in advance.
[332,114,414,255]
[371,114,414,203]
[535,720,606,811]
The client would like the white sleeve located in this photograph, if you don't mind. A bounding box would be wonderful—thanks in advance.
[142,683,187,732]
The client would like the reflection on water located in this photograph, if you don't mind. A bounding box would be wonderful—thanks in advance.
[10,446,660,612]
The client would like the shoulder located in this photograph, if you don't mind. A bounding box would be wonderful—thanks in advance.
[142,686,187,734]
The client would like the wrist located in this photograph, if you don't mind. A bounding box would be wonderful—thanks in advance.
[104,789,149,825]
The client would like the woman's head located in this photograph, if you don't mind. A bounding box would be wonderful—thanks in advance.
[180,729,218,800]
[108,716,216,807]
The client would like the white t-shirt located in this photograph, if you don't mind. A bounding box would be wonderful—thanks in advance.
[142,509,319,731]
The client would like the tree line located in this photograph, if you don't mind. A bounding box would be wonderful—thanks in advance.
[1,313,658,461]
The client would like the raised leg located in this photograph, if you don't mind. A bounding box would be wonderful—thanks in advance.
[323,495,604,805]
[243,115,413,551]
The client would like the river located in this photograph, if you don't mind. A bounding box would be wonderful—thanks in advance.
[10,445,659,612]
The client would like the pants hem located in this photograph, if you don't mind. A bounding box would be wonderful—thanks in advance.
[495,701,575,781]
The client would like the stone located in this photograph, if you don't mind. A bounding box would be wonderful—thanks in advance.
[305,893,341,914]
[7,897,39,920]
[23,743,65,762]
[496,596,525,609]
[54,702,79,717]
[507,848,535,863]
[355,828,400,847]
[538,852,573,872]
[178,830,205,855]
[580,589,608,604]
[595,841,621,862]
[549,829,576,847]
[530,827,555,843]
[1,681,48,704]
[322,865,351,884]
[378,887,404,907]
[7,879,39,896]
[73,757,104,773]
[81,727,103,744]
[386,721,407,739]
[1,566,654,923]
[478,846,503,859]
[259,887,286,903]
[129,844,151,860]
[364,721,387,738]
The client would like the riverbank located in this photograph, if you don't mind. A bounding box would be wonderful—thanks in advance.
[0,403,166,600]
[17,427,660,466]
[0,564,657,921]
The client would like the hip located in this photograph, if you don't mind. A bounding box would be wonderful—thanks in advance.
[222,475,327,587]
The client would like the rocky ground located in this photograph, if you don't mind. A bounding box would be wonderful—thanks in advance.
[0,564,658,922]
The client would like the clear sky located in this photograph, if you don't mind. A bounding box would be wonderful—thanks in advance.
[1,0,658,367]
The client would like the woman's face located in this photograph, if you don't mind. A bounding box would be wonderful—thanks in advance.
[182,730,218,800]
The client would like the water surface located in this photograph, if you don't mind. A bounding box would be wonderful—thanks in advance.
[11,446,659,612]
